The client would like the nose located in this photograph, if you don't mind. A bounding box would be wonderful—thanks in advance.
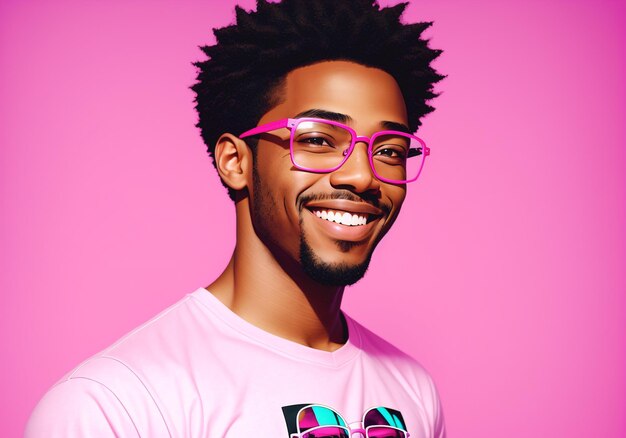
[328,140,381,194]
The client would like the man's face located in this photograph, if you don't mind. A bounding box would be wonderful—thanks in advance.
[249,61,408,286]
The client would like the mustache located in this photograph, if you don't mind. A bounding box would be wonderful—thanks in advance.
[298,191,391,214]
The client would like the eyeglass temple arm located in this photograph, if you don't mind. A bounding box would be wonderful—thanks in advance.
[239,119,292,138]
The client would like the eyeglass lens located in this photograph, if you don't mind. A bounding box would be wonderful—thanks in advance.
[298,406,349,438]
[301,427,349,438]
[292,120,425,183]
[363,407,408,438]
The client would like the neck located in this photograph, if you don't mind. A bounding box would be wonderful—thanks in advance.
[207,199,348,352]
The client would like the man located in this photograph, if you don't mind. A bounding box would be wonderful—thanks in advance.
[26,0,445,436]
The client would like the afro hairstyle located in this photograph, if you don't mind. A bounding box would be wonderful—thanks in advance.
[192,0,444,200]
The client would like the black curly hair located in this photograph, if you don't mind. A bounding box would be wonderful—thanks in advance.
[192,0,443,200]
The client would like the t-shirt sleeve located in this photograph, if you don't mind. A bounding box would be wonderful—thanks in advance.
[25,378,139,437]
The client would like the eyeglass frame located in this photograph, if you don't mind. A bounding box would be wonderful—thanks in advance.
[288,403,411,438]
[239,117,430,184]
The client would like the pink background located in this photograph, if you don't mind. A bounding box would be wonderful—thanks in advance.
[1,0,625,436]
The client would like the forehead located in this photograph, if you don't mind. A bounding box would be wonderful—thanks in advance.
[260,61,408,128]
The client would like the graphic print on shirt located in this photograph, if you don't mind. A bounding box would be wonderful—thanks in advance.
[282,403,409,437]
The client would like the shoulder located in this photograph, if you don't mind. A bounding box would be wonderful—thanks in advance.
[348,315,447,438]
[349,315,430,376]
[25,293,206,437]
[25,359,139,437]
[26,356,171,437]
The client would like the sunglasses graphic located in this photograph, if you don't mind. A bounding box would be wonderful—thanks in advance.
[283,404,409,437]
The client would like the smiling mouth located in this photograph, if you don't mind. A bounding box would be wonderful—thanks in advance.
[309,208,371,226]
[302,197,385,231]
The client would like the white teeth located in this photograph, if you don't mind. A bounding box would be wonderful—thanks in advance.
[312,209,368,226]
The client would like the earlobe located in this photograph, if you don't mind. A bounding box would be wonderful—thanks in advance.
[214,134,252,192]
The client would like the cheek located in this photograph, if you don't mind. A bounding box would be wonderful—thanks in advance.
[252,155,313,232]
[384,185,407,211]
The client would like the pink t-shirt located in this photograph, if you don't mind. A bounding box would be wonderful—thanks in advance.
[26,288,445,437]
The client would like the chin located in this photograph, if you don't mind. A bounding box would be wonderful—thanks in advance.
[300,236,372,286]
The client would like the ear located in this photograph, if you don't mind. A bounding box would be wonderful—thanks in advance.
[214,133,252,192]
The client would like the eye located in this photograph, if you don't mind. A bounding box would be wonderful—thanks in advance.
[295,133,337,149]
[301,136,333,147]
[374,147,405,158]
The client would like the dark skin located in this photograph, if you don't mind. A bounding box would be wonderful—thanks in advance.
[207,61,408,351]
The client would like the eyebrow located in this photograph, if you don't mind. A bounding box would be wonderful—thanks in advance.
[293,108,411,134]
[293,108,352,124]
[381,120,411,134]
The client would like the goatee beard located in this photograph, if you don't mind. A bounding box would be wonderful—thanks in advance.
[299,234,372,286]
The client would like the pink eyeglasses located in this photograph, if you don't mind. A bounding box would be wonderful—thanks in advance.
[240,118,430,184]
